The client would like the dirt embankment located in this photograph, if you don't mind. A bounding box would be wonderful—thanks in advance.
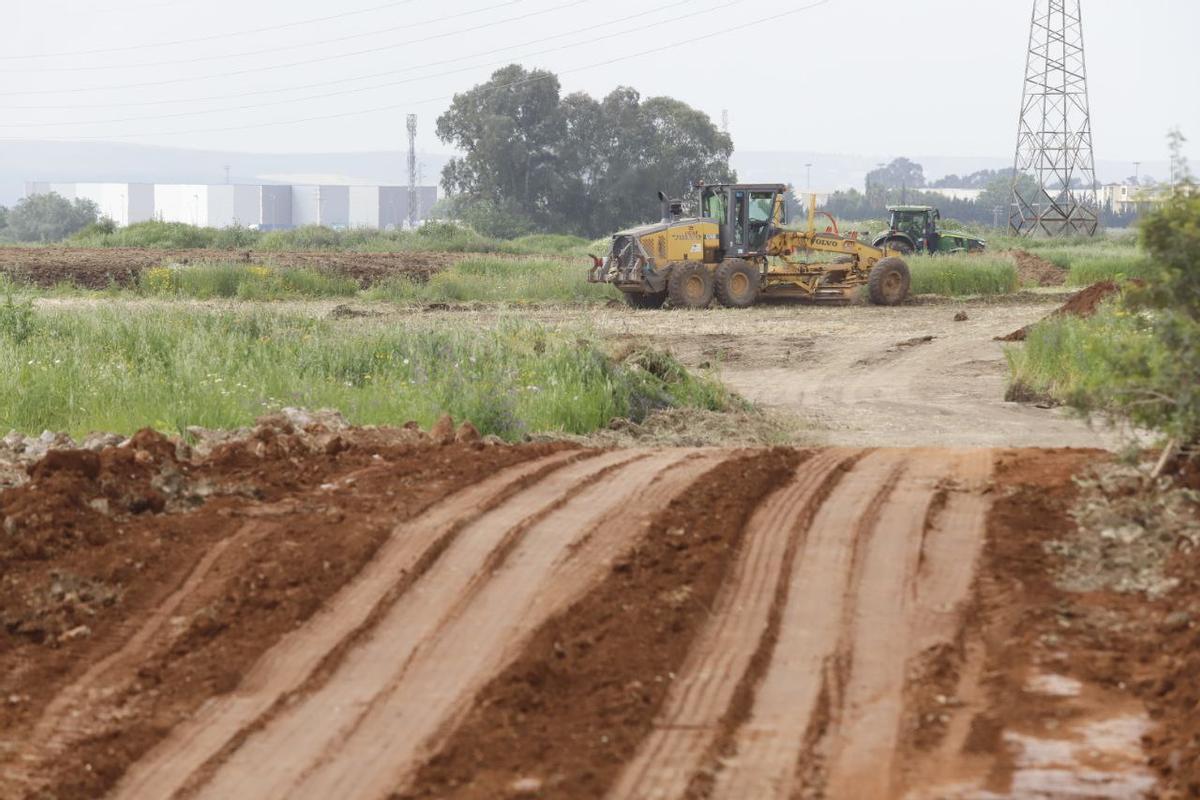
[0,247,471,289]
[0,414,568,800]
[998,279,1121,341]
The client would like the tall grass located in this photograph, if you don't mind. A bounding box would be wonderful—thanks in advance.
[139,262,359,300]
[0,306,732,439]
[1004,304,1149,406]
[906,254,1018,296]
[366,257,615,304]
[1066,255,1158,286]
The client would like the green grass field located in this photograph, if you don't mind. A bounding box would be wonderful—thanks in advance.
[0,304,733,440]
[906,254,1019,296]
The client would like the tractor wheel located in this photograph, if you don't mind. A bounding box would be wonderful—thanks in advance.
[667,263,715,309]
[868,257,911,306]
[714,260,760,308]
[884,238,915,256]
[621,290,667,310]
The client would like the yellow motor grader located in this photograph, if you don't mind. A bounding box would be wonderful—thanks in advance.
[587,182,911,309]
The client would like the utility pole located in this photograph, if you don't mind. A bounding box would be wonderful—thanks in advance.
[1133,161,1141,184]
[407,114,419,229]
[1009,0,1099,237]
[223,165,231,185]
[721,109,729,134]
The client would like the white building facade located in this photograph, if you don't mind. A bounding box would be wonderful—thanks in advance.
[25,182,438,230]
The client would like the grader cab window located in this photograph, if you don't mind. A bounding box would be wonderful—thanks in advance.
[748,191,775,249]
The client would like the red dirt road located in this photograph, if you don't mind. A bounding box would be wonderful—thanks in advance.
[1,432,1191,799]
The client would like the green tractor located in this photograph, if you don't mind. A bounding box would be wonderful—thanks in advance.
[871,206,986,255]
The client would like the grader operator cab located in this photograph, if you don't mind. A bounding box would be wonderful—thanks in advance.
[588,182,912,310]
[872,206,987,255]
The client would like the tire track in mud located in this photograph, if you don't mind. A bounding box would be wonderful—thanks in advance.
[607,448,861,800]
[109,448,589,800]
[118,448,718,800]
[710,449,908,800]
[572,448,993,800]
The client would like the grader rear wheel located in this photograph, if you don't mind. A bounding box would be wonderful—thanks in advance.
[868,257,911,306]
[714,260,760,308]
[667,263,715,309]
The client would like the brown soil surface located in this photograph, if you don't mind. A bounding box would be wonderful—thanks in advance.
[1009,249,1068,287]
[4,440,1195,799]
[999,279,1121,341]
[0,247,476,289]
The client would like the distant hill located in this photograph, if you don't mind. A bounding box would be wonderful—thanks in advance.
[0,140,1169,207]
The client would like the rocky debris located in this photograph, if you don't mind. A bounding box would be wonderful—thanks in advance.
[430,414,456,446]
[455,421,481,444]
[1046,461,1200,597]
[0,570,120,645]
[954,311,969,322]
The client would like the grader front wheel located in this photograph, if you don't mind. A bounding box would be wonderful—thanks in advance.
[868,257,911,306]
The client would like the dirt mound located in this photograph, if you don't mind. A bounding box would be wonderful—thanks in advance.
[1009,249,1067,287]
[0,414,567,800]
[0,247,479,290]
[998,280,1120,341]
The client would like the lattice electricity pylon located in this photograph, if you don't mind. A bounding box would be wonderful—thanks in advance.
[1009,0,1099,237]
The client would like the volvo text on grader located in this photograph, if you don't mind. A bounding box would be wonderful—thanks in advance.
[588,182,915,310]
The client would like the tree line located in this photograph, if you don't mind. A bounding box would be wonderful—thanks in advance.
[824,157,1140,229]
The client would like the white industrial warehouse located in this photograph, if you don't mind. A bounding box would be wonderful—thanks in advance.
[23,182,439,230]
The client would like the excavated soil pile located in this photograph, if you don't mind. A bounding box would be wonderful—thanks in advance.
[3,440,1197,799]
[0,247,469,289]
[998,279,1120,341]
[1010,249,1068,287]
[0,413,567,800]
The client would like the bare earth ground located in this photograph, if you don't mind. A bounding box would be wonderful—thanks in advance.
[1,418,1195,799]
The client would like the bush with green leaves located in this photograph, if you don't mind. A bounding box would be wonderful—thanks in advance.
[1006,189,1200,449]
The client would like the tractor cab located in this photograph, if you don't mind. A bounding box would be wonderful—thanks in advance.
[698,182,787,257]
[888,206,938,248]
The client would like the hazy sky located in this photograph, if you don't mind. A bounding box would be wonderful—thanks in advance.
[3,0,1197,164]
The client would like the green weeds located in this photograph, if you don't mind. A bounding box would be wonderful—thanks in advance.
[0,307,733,440]
[906,254,1019,296]
[139,263,359,300]
[365,257,615,304]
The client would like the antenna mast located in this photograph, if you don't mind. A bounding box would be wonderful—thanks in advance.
[1009,0,1099,237]
[407,114,418,229]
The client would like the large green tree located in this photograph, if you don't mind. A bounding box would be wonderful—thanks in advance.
[436,65,734,238]
[7,193,98,243]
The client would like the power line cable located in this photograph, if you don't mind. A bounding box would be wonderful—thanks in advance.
[0,0,692,110]
[0,0,587,89]
[0,0,422,60]
[0,0,718,127]
[1,0,524,73]
[0,0,833,142]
